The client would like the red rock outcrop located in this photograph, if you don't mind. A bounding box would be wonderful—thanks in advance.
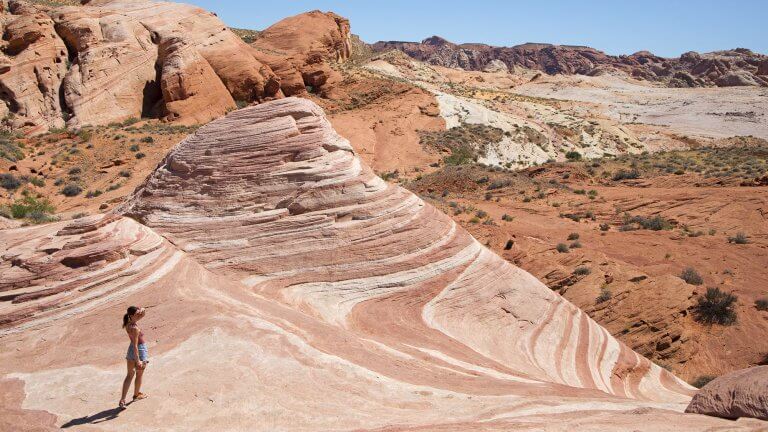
[0,0,287,132]
[685,366,768,420]
[251,10,351,98]
[373,37,768,88]
[0,0,68,133]
[1,98,764,430]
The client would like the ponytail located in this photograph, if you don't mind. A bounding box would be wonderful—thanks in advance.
[122,306,138,328]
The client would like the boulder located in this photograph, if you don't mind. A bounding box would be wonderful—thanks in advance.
[685,366,768,420]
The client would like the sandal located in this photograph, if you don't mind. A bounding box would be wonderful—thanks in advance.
[133,392,148,401]
[118,400,127,409]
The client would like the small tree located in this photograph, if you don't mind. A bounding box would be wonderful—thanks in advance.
[693,287,737,325]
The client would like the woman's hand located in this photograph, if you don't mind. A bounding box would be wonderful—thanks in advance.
[136,360,145,369]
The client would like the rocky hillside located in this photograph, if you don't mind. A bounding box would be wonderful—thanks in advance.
[5,98,763,431]
[373,36,768,87]
[0,0,351,134]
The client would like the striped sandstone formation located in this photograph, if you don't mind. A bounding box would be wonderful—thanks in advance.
[1,98,764,430]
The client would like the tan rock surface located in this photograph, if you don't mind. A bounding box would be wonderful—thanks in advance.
[4,98,763,430]
[686,366,768,420]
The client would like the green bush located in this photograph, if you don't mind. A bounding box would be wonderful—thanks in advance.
[556,243,569,253]
[501,214,514,222]
[9,195,55,219]
[135,152,146,159]
[691,375,716,389]
[119,170,131,178]
[0,173,21,190]
[569,241,582,248]
[680,267,703,285]
[140,136,154,144]
[567,232,580,240]
[596,288,612,304]
[755,298,768,311]
[61,183,82,197]
[85,189,102,198]
[0,132,24,161]
[574,266,590,276]
[613,169,640,181]
[565,151,582,161]
[693,287,737,325]
[129,144,140,152]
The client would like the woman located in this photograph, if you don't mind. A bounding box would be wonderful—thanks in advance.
[119,306,149,408]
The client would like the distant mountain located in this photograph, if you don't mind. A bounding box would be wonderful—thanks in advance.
[372,37,768,88]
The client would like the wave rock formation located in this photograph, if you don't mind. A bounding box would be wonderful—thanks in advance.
[2,98,762,431]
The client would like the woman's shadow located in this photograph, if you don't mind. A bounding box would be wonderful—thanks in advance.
[60,404,130,428]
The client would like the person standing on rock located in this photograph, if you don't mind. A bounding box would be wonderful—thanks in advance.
[119,306,149,409]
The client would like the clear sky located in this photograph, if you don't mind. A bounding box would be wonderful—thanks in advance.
[181,0,767,57]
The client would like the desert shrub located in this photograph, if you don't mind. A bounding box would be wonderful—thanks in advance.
[107,183,121,191]
[691,375,716,389]
[574,266,591,276]
[556,243,569,253]
[599,223,610,231]
[27,176,45,187]
[612,169,640,181]
[61,183,82,197]
[236,100,248,109]
[119,170,131,178]
[129,144,140,152]
[72,212,88,219]
[469,217,480,224]
[501,214,514,222]
[567,232,580,240]
[596,288,612,304]
[522,196,531,203]
[693,287,737,325]
[140,136,154,144]
[565,151,582,161]
[77,129,92,142]
[0,132,24,161]
[487,179,511,190]
[573,189,586,195]
[728,232,749,244]
[68,167,82,175]
[484,192,492,201]
[0,173,22,190]
[475,210,488,219]
[27,210,58,224]
[570,241,582,248]
[680,267,703,285]
[9,195,55,219]
[85,189,102,198]
[755,298,768,311]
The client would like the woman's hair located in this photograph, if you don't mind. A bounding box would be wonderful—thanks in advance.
[122,306,139,328]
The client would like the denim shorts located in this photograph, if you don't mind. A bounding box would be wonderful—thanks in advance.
[126,343,149,362]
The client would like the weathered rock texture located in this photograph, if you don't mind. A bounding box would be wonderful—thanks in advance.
[251,10,351,98]
[1,98,765,430]
[685,366,768,420]
[373,37,768,88]
[0,0,68,133]
[0,1,352,133]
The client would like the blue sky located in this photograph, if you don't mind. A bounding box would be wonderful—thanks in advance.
[182,0,767,57]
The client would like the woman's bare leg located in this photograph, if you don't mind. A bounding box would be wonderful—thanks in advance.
[120,361,135,405]
[133,364,145,397]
